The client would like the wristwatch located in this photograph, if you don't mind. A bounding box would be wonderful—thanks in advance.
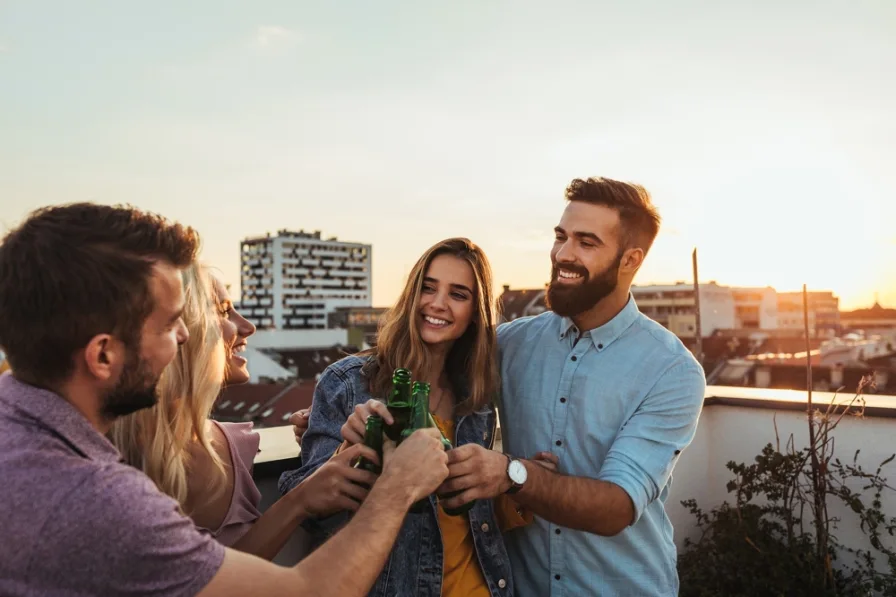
[505,454,528,494]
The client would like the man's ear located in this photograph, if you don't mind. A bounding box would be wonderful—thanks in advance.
[620,247,645,275]
[82,334,119,381]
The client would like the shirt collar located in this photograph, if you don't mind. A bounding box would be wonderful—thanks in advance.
[0,372,122,462]
[558,293,640,351]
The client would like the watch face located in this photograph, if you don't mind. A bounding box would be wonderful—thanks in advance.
[509,460,528,484]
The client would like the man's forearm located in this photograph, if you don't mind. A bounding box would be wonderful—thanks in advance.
[231,486,309,561]
[289,478,413,596]
[512,460,634,536]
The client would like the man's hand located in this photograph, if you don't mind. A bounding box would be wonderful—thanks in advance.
[290,443,380,517]
[438,447,560,510]
[378,428,449,505]
[341,400,394,445]
[437,444,511,510]
[289,409,310,446]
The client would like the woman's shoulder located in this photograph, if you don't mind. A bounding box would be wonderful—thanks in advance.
[211,421,260,468]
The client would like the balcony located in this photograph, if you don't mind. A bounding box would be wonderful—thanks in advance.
[252,385,896,584]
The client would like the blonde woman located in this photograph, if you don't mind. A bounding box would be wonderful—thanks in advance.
[112,264,379,560]
[278,238,556,597]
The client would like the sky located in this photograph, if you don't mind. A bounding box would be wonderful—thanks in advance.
[1,0,894,310]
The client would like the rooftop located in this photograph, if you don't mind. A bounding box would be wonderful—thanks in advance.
[842,302,896,320]
[498,286,546,321]
[214,380,315,428]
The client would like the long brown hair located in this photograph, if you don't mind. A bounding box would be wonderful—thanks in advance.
[363,238,499,414]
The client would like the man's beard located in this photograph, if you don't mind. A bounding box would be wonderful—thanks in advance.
[546,253,622,318]
[101,348,160,419]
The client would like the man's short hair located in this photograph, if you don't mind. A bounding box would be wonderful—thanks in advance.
[565,177,661,254]
[0,203,199,384]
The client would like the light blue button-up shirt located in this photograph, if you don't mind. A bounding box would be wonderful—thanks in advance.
[497,295,706,596]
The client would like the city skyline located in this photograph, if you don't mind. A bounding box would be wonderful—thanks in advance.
[234,225,878,312]
[2,1,894,311]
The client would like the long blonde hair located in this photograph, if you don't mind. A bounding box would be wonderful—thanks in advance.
[111,263,227,510]
[363,238,499,414]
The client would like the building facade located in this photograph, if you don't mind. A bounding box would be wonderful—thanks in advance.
[730,287,778,330]
[240,229,371,330]
[777,290,840,336]
[328,306,388,348]
[631,282,736,337]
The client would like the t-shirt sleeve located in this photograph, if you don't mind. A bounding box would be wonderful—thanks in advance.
[42,463,226,597]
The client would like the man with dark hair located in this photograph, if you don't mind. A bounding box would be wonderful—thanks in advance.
[0,202,450,597]
[438,177,706,596]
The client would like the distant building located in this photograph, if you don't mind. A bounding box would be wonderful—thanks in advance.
[272,345,359,383]
[841,302,896,331]
[213,380,316,428]
[242,346,295,384]
[497,285,547,323]
[498,282,737,337]
[632,282,736,338]
[731,287,778,330]
[328,306,388,348]
[711,330,896,394]
[240,229,371,330]
[777,291,840,336]
[498,281,843,344]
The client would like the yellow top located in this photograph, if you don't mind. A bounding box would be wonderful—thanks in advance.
[432,414,533,596]
[433,414,490,597]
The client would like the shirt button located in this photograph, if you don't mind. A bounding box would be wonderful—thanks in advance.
[481,523,490,532]
[555,528,561,535]
[555,574,561,580]
[597,343,604,349]
[555,440,562,446]
[571,356,577,361]
[498,579,507,589]
[560,397,567,403]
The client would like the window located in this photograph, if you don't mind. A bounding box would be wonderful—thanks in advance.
[219,400,231,409]
[262,408,274,418]
[234,401,245,411]
[281,412,292,421]
[248,403,260,413]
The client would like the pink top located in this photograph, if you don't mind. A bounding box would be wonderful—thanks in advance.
[203,421,263,546]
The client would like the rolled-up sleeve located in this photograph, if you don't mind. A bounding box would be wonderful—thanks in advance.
[597,361,706,523]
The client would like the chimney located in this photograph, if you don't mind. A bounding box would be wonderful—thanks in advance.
[502,284,510,294]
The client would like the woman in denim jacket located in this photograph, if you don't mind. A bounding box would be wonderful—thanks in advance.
[279,238,550,597]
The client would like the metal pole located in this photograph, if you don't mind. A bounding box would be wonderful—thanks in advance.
[692,248,704,365]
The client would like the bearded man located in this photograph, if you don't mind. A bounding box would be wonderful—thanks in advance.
[437,177,707,597]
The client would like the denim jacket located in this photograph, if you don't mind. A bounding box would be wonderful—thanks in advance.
[278,355,515,597]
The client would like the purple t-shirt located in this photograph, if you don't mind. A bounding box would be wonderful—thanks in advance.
[0,372,225,597]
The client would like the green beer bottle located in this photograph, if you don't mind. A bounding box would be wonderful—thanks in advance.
[384,368,413,443]
[352,414,384,492]
[415,384,476,517]
[403,381,454,513]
